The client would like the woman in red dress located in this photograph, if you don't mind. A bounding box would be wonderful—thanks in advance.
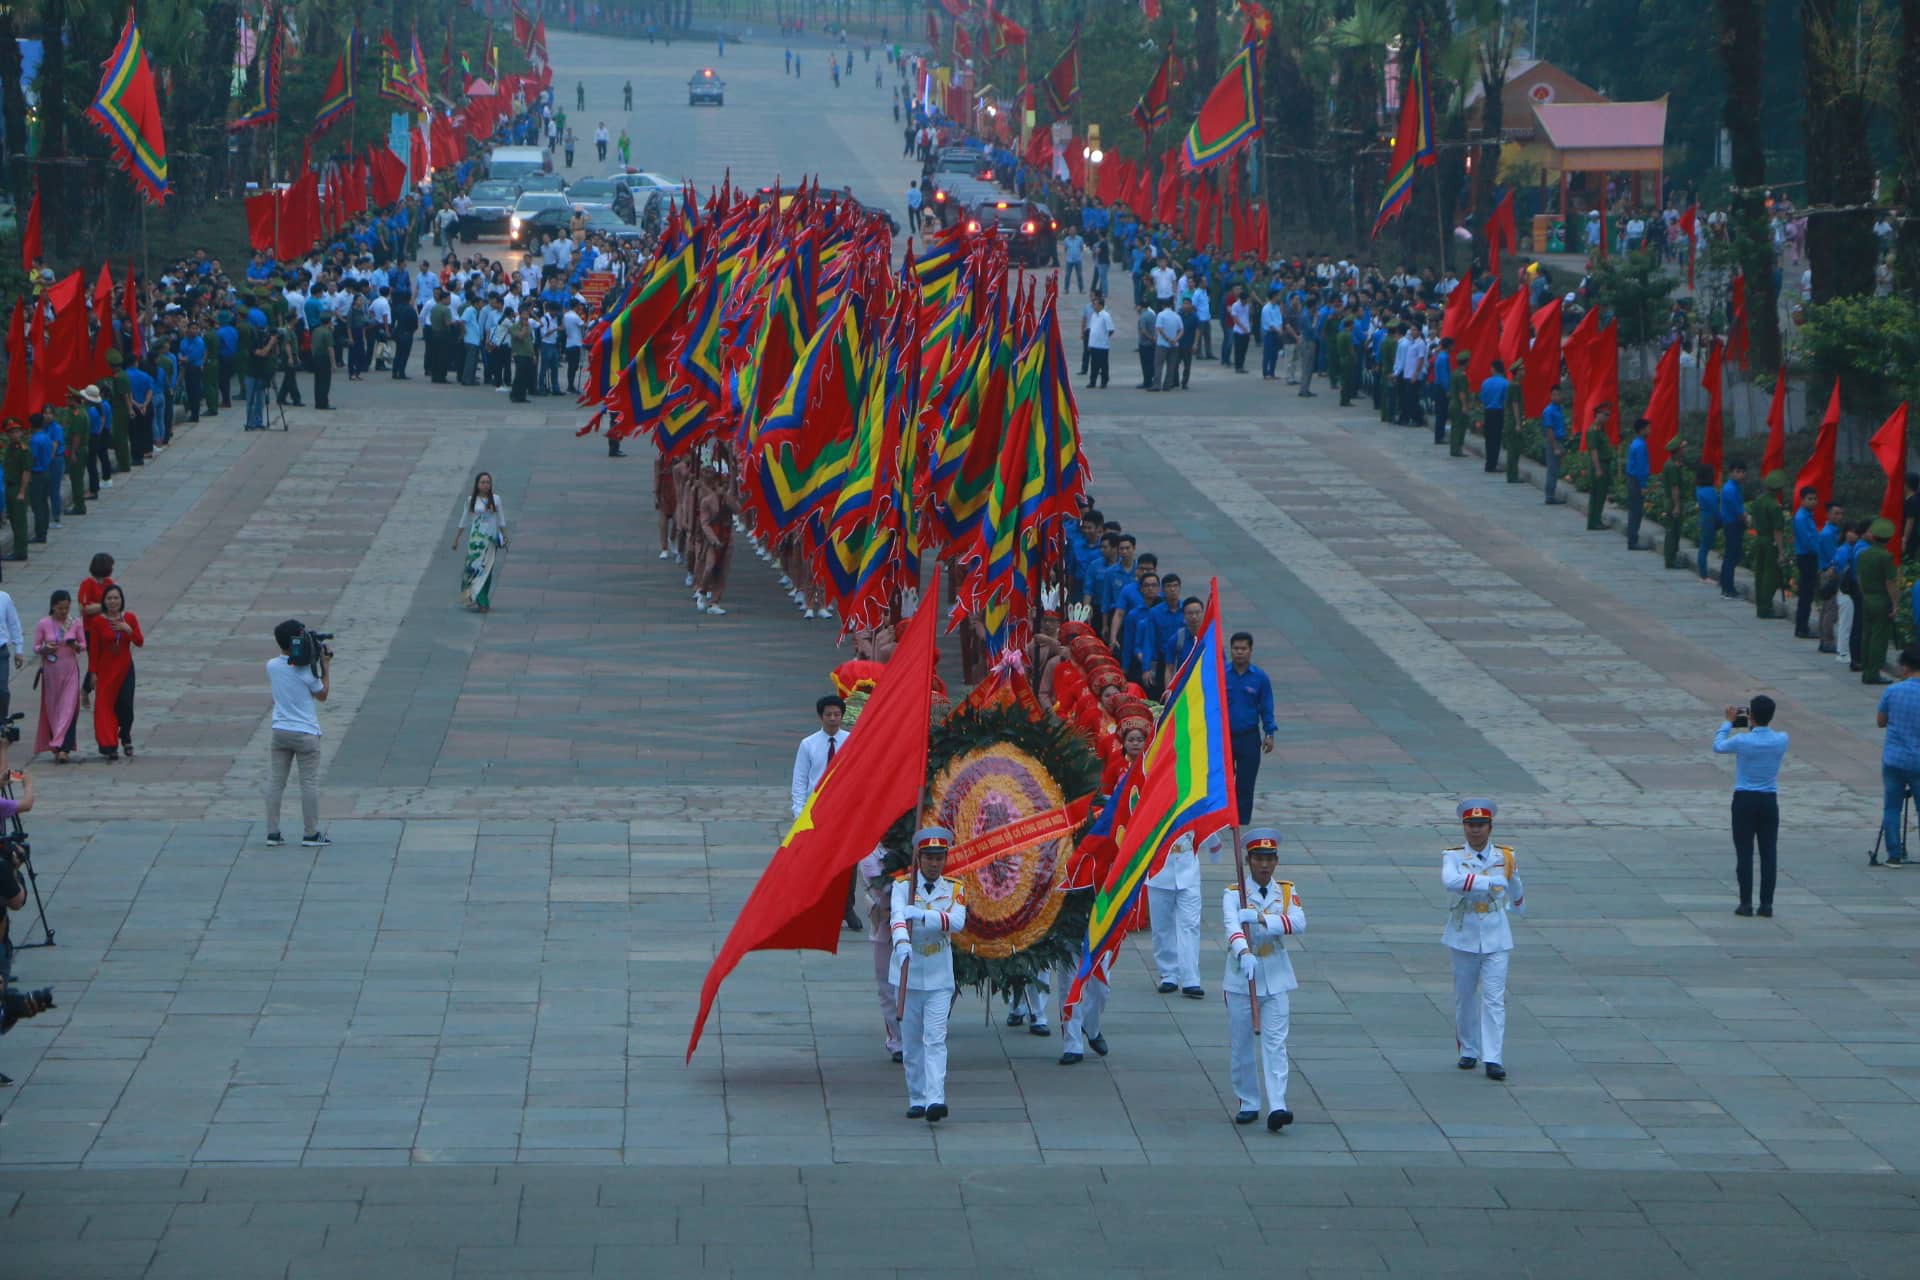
[85,584,143,760]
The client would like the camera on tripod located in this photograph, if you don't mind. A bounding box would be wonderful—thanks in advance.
[0,711,23,746]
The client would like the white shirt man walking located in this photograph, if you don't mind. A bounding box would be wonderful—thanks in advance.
[792,694,860,930]
[1223,829,1306,1131]
[265,619,331,848]
[1441,798,1524,1081]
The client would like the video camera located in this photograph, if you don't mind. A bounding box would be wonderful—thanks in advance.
[1,985,54,1034]
[286,628,335,668]
[0,711,22,746]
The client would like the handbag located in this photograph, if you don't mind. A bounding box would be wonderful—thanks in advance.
[375,339,396,364]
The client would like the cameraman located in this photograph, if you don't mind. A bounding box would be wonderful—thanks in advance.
[265,620,330,849]
[1712,696,1787,917]
[0,771,32,1084]
[1874,647,1920,868]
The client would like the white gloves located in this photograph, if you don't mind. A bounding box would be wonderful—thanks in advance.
[1238,953,1258,983]
[893,941,911,963]
[1237,907,1261,924]
[916,906,942,926]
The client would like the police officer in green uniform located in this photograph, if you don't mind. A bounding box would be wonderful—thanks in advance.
[1750,471,1789,619]
[2,423,30,562]
[59,391,88,517]
[1660,436,1689,569]
[105,349,133,473]
[1585,406,1615,531]
[204,313,224,418]
[1857,518,1897,684]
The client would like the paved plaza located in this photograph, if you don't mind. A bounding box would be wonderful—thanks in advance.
[4,27,1920,1280]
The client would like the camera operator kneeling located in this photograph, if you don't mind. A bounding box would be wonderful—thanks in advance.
[265,620,331,849]
[0,771,34,1085]
[1712,696,1787,917]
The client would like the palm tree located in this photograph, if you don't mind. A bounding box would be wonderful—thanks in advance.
[1325,0,1400,249]
[1802,0,1885,303]
[1716,0,1781,373]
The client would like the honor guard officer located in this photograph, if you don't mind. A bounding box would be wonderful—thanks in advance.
[1442,800,1525,1081]
[1223,830,1306,1130]
[890,827,968,1122]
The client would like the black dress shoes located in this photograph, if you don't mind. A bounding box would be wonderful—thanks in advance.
[1234,1110,1258,1125]
[1156,982,1177,994]
[1088,1034,1109,1057]
[1267,1109,1293,1131]
[1457,1056,1477,1070]
[1181,987,1206,1000]
[1058,1052,1083,1066]
[1735,904,1754,917]
[925,1103,948,1123]
[906,1105,926,1119]
[1485,1062,1507,1081]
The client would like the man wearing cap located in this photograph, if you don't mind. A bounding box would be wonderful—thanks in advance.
[890,828,968,1122]
[1750,472,1789,619]
[1224,829,1306,1130]
[1442,799,1524,1081]
[1857,518,1897,683]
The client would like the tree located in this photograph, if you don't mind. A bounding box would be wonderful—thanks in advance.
[1896,0,1920,301]
[1716,0,1782,374]
[1801,0,1887,303]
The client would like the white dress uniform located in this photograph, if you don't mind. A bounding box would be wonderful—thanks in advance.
[1052,949,1110,1059]
[859,847,902,1057]
[1145,832,1203,990]
[1442,823,1525,1071]
[889,849,968,1115]
[1223,872,1305,1121]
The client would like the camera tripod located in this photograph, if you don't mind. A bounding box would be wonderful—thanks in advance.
[0,719,54,948]
[1868,786,1912,867]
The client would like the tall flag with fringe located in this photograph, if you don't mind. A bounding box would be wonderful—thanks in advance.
[482,28,500,82]
[1370,34,1435,239]
[85,12,170,206]
[381,31,427,109]
[1043,28,1081,115]
[229,17,281,132]
[988,8,1028,53]
[1063,583,1237,1018]
[1130,44,1177,138]
[312,30,358,136]
[1180,43,1261,173]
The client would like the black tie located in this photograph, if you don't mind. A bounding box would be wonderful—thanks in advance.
[826,737,836,764]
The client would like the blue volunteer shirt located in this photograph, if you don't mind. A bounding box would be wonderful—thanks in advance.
[1541,401,1566,442]
[1817,520,1842,569]
[1225,662,1277,737]
[124,367,155,407]
[1478,374,1510,411]
[27,426,54,473]
[1626,437,1650,484]
[216,324,239,358]
[1712,722,1789,793]
[1720,479,1746,526]
[1432,350,1452,392]
[1792,507,1820,556]
[179,334,206,368]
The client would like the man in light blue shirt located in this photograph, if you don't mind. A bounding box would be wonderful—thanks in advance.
[1718,461,1749,599]
[1624,417,1651,550]
[1712,695,1787,915]
[1061,231,1084,293]
[1259,291,1285,380]
[1875,649,1920,867]
[459,296,482,386]
[1541,386,1569,504]
[1479,360,1511,474]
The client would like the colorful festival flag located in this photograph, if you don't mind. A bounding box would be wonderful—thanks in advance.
[1181,43,1261,173]
[85,12,170,206]
[312,31,359,136]
[229,18,281,132]
[1042,28,1080,115]
[1130,44,1177,137]
[1370,34,1436,239]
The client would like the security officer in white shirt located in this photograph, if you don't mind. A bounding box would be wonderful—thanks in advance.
[1146,831,1204,998]
[890,827,968,1122]
[1442,799,1525,1081]
[1223,829,1305,1130]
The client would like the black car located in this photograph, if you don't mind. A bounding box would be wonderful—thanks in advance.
[968,196,1059,267]
[519,172,569,194]
[689,68,724,106]
[564,176,635,223]
[509,200,574,250]
[461,179,520,242]
[930,147,993,182]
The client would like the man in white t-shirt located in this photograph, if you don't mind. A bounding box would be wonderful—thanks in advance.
[265,619,331,849]
[1084,292,1114,389]
[1149,255,1176,305]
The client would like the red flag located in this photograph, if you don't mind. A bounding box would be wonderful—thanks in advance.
[1130,45,1177,137]
[1142,0,1161,17]
[410,126,429,184]
[988,8,1028,52]
[1253,203,1269,260]
[245,190,278,252]
[926,10,939,44]
[1871,403,1912,562]
[686,572,942,1062]
[0,302,27,424]
[1464,279,1502,392]
[1485,189,1517,279]
[1643,339,1681,474]
[1792,381,1840,516]
[1521,298,1563,420]
[84,13,170,205]
[1761,370,1788,483]
[19,191,40,273]
[1154,164,1180,226]
[1128,163,1154,223]
[1497,285,1530,373]
[1042,28,1080,115]
[1700,338,1726,482]
[1440,276,1473,344]
[1678,204,1698,290]
[952,22,972,59]
[1726,273,1750,370]
[1564,309,1619,445]
[125,266,144,361]
[513,6,534,51]
[369,145,408,207]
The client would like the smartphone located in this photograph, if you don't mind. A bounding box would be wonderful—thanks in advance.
[7,771,22,782]
[1731,707,1750,729]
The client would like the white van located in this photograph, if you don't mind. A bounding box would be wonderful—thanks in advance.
[487,145,548,184]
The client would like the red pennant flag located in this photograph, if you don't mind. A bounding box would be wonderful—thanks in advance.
[1464,279,1502,392]
[19,191,41,274]
[686,571,942,1062]
[1154,164,1180,226]
[369,145,408,207]
[1043,28,1081,115]
[1761,370,1788,485]
[1131,45,1177,138]
[1521,298,1563,420]
[0,302,27,424]
[1726,273,1750,370]
[1497,285,1530,373]
[1792,382,1840,516]
[1485,189,1517,280]
[125,265,144,361]
[410,126,429,184]
[245,190,278,252]
[1643,339,1681,474]
[1871,403,1912,563]
[952,22,972,59]
[1700,338,1726,482]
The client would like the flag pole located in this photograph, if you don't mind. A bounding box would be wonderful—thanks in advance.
[1229,822,1259,1033]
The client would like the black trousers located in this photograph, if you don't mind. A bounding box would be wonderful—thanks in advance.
[510,354,536,402]
[1137,346,1155,387]
[1087,348,1109,387]
[183,366,203,421]
[1795,552,1820,632]
[1230,728,1263,825]
[1730,789,1779,908]
[313,359,333,409]
[391,333,414,379]
[1431,387,1449,444]
[1483,407,1505,472]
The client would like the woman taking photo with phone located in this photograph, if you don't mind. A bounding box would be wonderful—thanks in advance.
[454,472,508,612]
[85,584,143,760]
[34,589,85,764]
